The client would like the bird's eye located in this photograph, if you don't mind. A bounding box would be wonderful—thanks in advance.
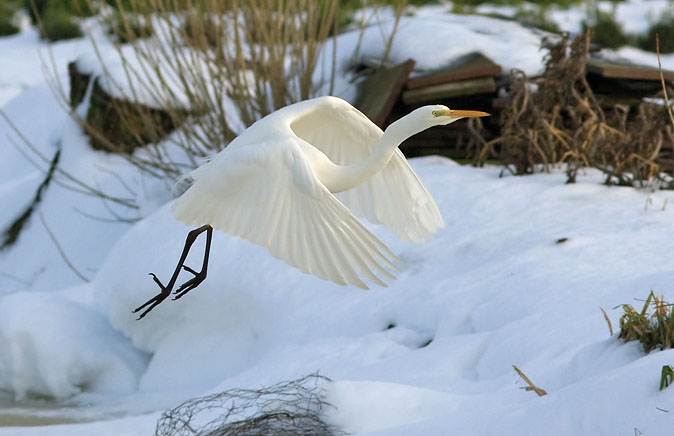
[432,110,442,117]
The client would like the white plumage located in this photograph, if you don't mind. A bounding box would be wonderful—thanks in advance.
[172,96,488,289]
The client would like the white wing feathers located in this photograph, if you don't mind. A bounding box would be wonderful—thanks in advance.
[172,141,401,289]
[289,100,444,243]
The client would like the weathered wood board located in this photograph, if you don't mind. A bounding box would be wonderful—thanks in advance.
[406,52,502,90]
[586,58,674,82]
[354,59,416,128]
[402,76,496,104]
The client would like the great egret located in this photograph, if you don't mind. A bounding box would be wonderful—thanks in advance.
[134,96,488,318]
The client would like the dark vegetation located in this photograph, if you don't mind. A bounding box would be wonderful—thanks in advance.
[639,11,674,54]
[0,0,19,35]
[582,9,629,50]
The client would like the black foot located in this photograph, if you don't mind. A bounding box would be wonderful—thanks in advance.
[132,273,170,319]
[134,225,213,320]
[173,265,206,300]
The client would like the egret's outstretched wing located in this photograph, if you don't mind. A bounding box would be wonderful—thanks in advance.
[289,97,444,243]
[172,141,400,289]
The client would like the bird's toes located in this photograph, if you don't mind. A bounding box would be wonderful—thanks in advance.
[148,272,166,289]
[173,281,194,296]
[181,265,199,276]
[172,279,202,300]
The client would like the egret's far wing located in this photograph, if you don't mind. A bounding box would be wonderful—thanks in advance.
[289,97,444,243]
[171,141,400,289]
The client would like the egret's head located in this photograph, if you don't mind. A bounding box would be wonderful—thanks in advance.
[429,105,490,126]
[385,104,490,139]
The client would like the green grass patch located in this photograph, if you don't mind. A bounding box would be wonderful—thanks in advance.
[24,0,95,41]
[0,19,19,36]
[0,0,20,36]
[39,4,82,41]
[513,7,560,33]
[660,365,674,390]
[639,11,674,53]
[583,8,631,49]
[617,291,674,354]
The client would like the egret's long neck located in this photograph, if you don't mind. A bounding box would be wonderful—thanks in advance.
[323,117,430,193]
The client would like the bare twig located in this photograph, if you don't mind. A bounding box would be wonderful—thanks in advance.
[656,34,674,127]
[380,1,407,67]
[513,365,547,397]
[0,109,138,209]
[37,211,90,282]
[0,271,31,287]
[601,307,613,336]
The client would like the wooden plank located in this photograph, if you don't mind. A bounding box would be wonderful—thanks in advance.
[402,76,496,104]
[586,58,674,82]
[406,52,502,90]
[358,55,396,70]
[354,59,416,128]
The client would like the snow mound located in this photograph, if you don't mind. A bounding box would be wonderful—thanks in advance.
[0,290,148,399]
[94,205,277,394]
[325,380,455,434]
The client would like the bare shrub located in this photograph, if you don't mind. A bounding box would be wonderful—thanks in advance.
[61,0,405,183]
[598,102,672,187]
[485,32,605,178]
[481,31,674,188]
[69,0,341,180]
[154,373,343,436]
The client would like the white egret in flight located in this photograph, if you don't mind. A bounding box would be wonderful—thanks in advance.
[134,96,488,318]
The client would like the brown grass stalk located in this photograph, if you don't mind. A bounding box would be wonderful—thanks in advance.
[513,365,547,397]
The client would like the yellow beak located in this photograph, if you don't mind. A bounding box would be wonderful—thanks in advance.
[432,109,490,118]
[449,109,490,118]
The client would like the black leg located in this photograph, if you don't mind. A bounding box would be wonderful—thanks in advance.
[133,225,213,319]
[173,225,212,300]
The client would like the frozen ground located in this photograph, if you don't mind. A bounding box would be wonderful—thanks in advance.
[2,1,674,435]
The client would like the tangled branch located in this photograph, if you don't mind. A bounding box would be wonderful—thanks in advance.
[155,373,345,436]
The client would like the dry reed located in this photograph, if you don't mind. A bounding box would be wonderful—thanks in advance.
[478,31,674,188]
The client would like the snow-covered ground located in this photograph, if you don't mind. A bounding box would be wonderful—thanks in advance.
[2,1,674,435]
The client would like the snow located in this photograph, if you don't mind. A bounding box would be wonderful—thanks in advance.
[0,289,148,400]
[335,10,549,76]
[2,2,674,435]
[324,380,455,434]
[0,29,90,108]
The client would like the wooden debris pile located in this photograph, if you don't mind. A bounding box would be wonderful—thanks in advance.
[353,38,674,166]
[354,52,501,159]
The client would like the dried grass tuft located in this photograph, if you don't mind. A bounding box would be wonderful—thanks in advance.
[617,291,674,354]
[479,31,674,188]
